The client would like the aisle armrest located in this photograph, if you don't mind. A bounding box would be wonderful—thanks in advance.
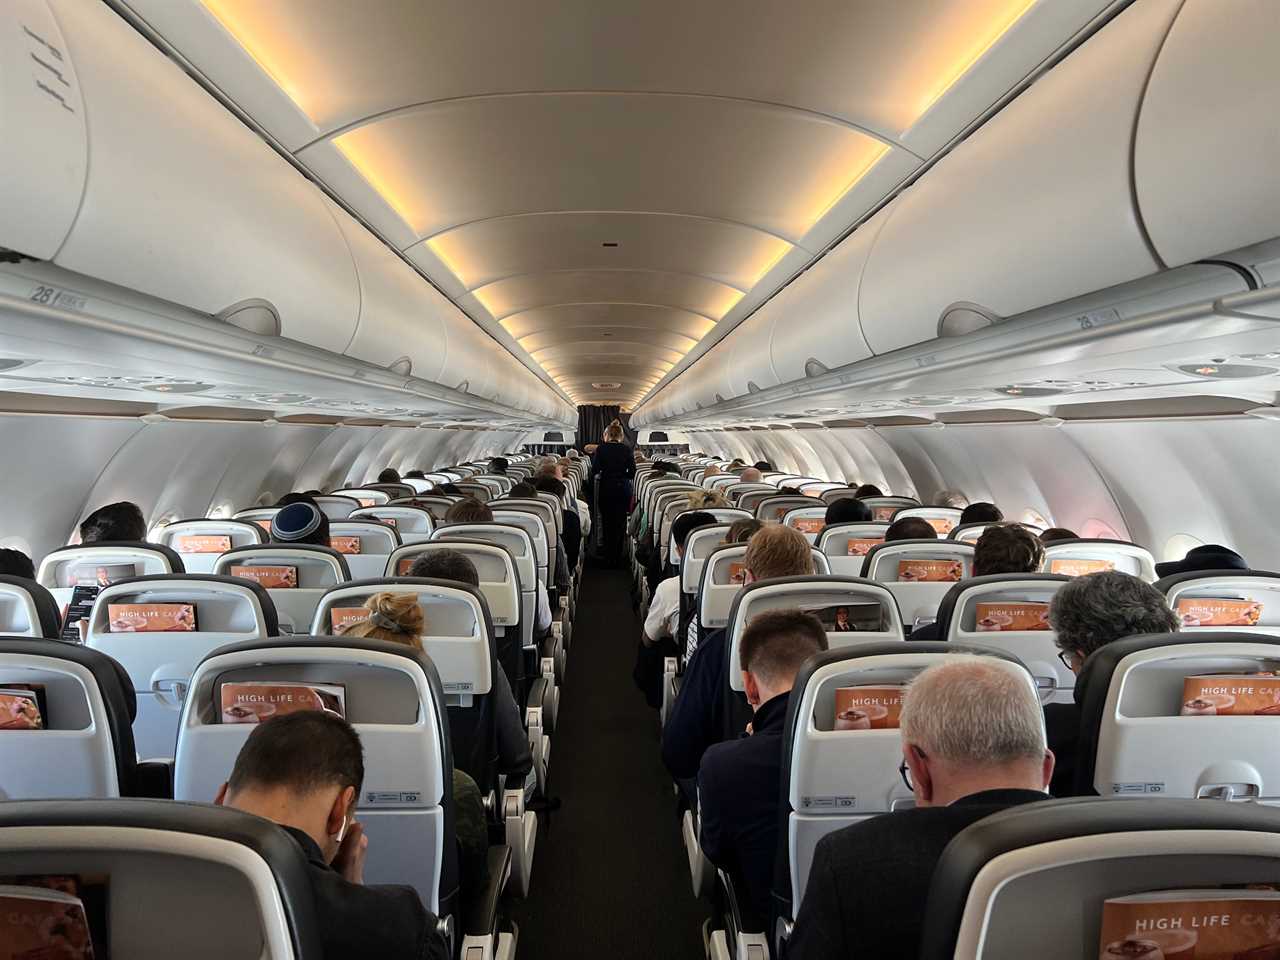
[463,844,513,937]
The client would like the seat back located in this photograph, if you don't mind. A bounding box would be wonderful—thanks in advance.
[891,505,964,537]
[816,522,890,577]
[454,481,492,502]
[1158,570,1280,637]
[798,482,844,499]
[85,574,278,760]
[212,545,350,635]
[1076,632,1280,800]
[312,495,361,519]
[349,505,435,544]
[704,474,738,492]
[862,540,975,628]
[38,543,185,626]
[681,524,734,595]
[819,487,858,506]
[1041,538,1158,581]
[667,510,750,568]
[173,636,457,917]
[330,487,390,507]
[756,495,816,525]
[535,492,565,535]
[496,499,558,583]
[652,490,694,545]
[696,544,831,633]
[949,520,1044,544]
[736,489,779,514]
[0,639,137,798]
[781,505,828,544]
[919,798,1280,960]
[491,510,550,590]
[401,476,434,493]
[860,496,922,523]
[0,798,325,959]
[939,574,1073,703]
[327,520,401,580]
[154,519,266,574]
[477,474,514,496]
[392,495,458,522]
[364,482,417,500]
[0,576,62,638]
[232,506,279,535]
[778,644,1035,926]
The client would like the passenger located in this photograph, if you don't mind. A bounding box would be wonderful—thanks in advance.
[686,489,729,510]
[698,610,828,930]
[960,502,1003,524]
[1155,543,1249,578]
[704,464,722,478]
[215,712,449,960]
[79,501,147,543]
[884,517,937,542]
[508,481,537,499]
[592,420,635,568]
[276,492,319,508]
[404,470,426,480]
[662,525,814,782]
[786,660,1053,960]
[437,483,465,497]
[909,525,1044,641]
[1045,571,1178,796]
[1039,526,1078,544]
[779,486,803,496]
[488,456,509,476]
[639,510,717,707]
[270,502,331,547]
[739,466,763,484]
[853,484,883,499]
[444,498,492,525]
[824,496,872,526]
[753,461,773,471]
[402,554,537,783]
[933,489,970,509]
[0,547,35,580]
[377,468,401,484]
[726,518,764,543]
[534,475,581,571]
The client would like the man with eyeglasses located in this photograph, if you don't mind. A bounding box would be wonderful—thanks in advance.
[787,659,1053,960]
[1044,570,1179,796]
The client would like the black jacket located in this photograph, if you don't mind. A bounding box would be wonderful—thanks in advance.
[662,628,728,780]
[591,441,635,482]
[697,691,791,930]
[1045,699,1082,797]
[493,667,533,780]
[282,826,449,960]
[786,789,1050,960]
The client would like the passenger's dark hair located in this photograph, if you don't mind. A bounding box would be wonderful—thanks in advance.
[974,524,1045,577]
[533,476,566,498]
[671,511,716,553]
[275,492,317,508]
[1048,571,1178,659]
[508,482,537,499]
[753,461,772,471]
[408,548,480,588]
[825,496,872,525]
[961,502,1004,525]
[884,517,937,542]
[739,609,828,682]
[404,469,426,480]
[0,548,34,580]
[227,711,364,797]
[779,486,802,496]
[79,501,146,543]
[727,518,763,543]
[437,483,465,496]
[445,498,493,524]
[853,484,883,499]
[377,468,401,484]
[1039,527,1078,544]
[489,457,509,475]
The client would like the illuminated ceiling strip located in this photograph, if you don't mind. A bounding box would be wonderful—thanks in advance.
[331,134,419,233]
[201,1,312,119]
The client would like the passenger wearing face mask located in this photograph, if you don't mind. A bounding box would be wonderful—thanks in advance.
[215,711,448,960]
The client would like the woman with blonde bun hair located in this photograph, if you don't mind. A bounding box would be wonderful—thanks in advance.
[338,592,425,646]
[592,416,635,567]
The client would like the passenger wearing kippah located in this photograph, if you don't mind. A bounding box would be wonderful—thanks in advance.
[271,501,330,547]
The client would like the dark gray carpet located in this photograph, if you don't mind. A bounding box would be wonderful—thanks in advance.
[508,565,709,958]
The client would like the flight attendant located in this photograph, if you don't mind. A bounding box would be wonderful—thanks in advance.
[592,419,635,567]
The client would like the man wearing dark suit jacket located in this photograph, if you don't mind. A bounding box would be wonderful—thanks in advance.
[698,609,828,930]
[787,659,1054,960]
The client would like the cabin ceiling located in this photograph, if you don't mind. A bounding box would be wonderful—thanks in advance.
[120,0,1118,409]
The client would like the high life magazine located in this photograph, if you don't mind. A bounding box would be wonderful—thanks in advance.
[219,681,346,724]
[1100,888,1280,959]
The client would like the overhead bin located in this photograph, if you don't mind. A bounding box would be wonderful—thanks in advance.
[857,0,1179,355]
[1135,0,1280,268]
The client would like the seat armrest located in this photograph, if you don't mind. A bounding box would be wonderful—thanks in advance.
[463,844,513,938]
[134,760,173,799]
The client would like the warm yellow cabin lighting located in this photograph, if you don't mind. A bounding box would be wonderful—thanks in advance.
[201,1,313,118]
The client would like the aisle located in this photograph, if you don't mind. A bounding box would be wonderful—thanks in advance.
[508,564,709,958]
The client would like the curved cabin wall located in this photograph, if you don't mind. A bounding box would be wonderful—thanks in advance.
[0,0,571,425]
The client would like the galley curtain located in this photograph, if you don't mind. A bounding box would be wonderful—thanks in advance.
[576,405,637,448]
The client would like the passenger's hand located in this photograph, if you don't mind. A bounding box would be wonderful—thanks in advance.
[333,820,368,885]
[745,721,754,736]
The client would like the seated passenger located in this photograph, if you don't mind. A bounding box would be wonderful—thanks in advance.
[932,489,969,509]
[884,517,937,542]
[276,491,320,508]
[437,483,465,497]
[1039,526,1078,544]
[960,502,1003,524]
[739,467,763,483]
[271,502,331,547]
[79,501,146,543]
[753,461,773,471]
[698,610,827,929]
[508,481,537,499]
[404,469,426,480]
[909,524,1044,641]
[852,484,883,499]
[687,489,729,510]
[0,547,35,580]
[534,475,581,570]
[336,590,492,902]
[1155,543,1248,578]
[662,525,814,781]
[824,496,872,526]
[727,518,763,544]
[488,456,509,476]
[401,555,535,783]
[1045,571,1178,796]
[704,464,722,478]
[377,468,401,484]
[215,712,449,960]
[787,660,1052,960]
